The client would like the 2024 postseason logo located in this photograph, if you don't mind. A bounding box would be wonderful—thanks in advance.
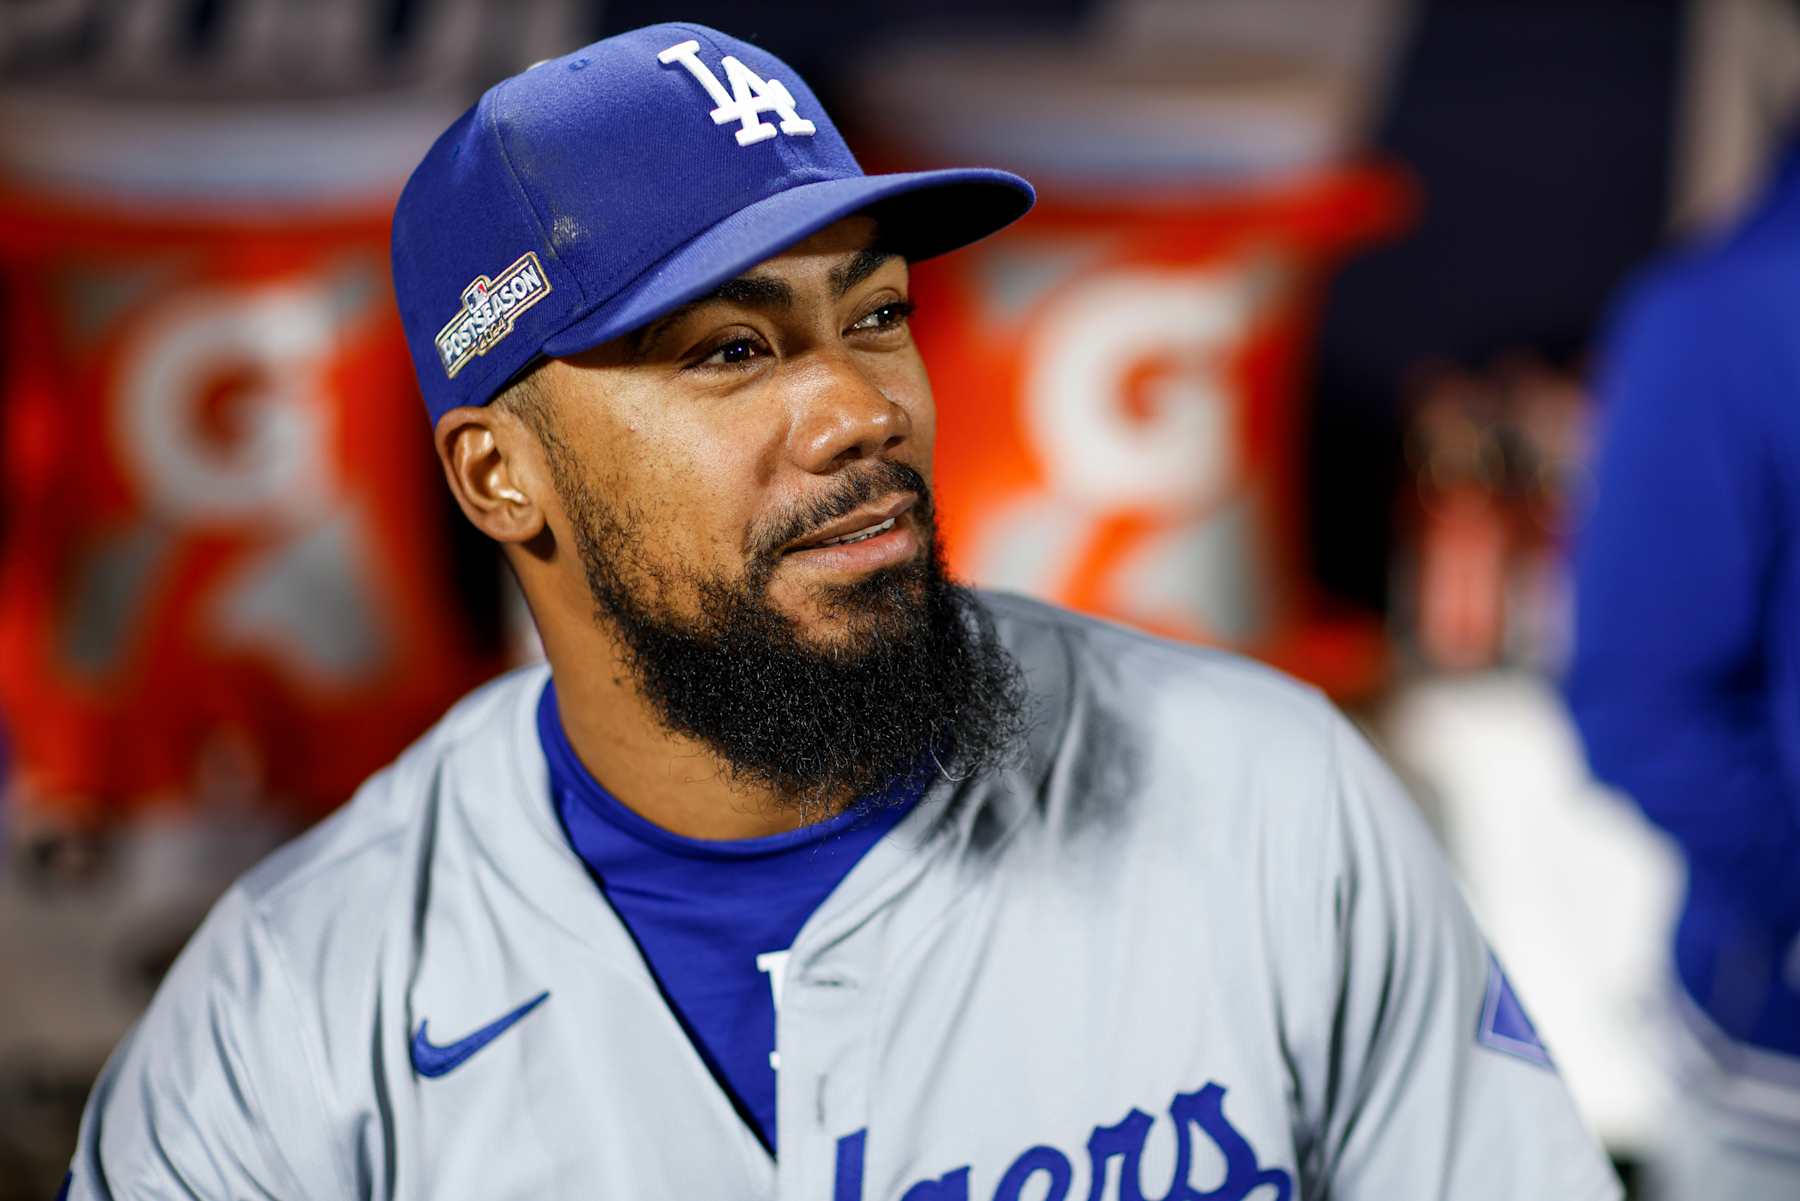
[435,252,552,379]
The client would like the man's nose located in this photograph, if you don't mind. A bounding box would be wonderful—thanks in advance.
[785,350,910,473]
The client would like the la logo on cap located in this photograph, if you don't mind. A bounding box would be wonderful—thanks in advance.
[658,39,817,147]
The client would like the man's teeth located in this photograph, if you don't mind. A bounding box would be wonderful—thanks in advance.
[813,516,897,548]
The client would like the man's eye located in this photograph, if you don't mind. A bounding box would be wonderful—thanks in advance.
[697,337,763,367]
[850,300,916,333]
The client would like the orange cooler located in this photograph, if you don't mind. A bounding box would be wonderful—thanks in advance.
[0,96,504,827]
[858,43,1410,695]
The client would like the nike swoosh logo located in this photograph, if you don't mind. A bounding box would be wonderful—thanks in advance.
[411,990,550,1078]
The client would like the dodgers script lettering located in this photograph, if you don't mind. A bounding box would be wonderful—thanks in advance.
[834,1083,1293,1201]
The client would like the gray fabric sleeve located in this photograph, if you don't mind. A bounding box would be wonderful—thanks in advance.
[1315,716,1622,1200]
[64,887,343,1201]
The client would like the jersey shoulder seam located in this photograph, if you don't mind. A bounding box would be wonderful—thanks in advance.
[215,885,354,1199]
[241,666,546,912]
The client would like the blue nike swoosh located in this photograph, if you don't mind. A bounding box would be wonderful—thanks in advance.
[411,990,550,1078]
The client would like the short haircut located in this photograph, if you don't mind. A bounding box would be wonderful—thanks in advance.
[493,363,560,452]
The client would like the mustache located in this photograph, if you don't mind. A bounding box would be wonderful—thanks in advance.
[749,460,933,564]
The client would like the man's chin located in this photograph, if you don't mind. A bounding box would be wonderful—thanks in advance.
[766,559,929,635]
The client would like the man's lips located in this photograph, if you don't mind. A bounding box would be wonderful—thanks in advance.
[781,493,919,554]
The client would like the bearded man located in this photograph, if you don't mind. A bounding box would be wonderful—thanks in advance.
[64,22,1618,1201]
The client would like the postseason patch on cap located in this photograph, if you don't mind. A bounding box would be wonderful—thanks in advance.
[435,252,552,379]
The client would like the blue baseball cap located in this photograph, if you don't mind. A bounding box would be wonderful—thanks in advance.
[392,22,1035,425]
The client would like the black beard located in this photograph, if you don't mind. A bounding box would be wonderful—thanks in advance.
[545,452,1028,822]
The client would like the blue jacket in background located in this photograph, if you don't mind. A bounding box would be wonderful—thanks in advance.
[1568,133,1800,1060]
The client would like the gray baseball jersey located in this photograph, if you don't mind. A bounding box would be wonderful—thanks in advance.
[67,593,1620,1200]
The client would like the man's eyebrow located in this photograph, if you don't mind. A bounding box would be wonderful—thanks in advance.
[627,249,896,361]
[830,248,895,299]
[629,275,795,361]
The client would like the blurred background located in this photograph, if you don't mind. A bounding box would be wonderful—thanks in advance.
[2,0,1797,1197]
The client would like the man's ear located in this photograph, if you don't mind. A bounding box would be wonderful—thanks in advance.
[433,405,548,544]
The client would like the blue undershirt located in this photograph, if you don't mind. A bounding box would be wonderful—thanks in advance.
[537,680,920,1152]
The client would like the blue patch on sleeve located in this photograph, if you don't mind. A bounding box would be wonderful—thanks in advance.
[56,1171,71,1201]
[1476,953,1554,1069]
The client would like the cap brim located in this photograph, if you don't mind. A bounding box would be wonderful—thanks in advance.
[541,167,1033,359]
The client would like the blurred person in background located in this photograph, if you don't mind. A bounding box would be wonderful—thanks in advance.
[1566,4,1800,1195]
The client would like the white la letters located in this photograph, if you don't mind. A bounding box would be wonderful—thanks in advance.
[658,39,817,147]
